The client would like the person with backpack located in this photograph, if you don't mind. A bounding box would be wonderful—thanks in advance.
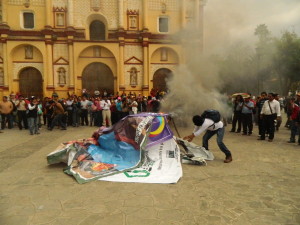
[183,110,233,163]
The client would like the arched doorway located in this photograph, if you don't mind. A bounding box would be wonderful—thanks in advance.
[19,67,43,98]
[153,68,173,92]
[90,20,105,40]
[82,62,114,95]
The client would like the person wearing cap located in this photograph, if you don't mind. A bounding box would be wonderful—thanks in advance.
[0,96,13,129]
[241,95,254,135]
[27,96,39,135]
[258,93,281,142]
[183,114,233,163]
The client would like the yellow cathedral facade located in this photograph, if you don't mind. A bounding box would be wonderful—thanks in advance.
[0,0,204,98]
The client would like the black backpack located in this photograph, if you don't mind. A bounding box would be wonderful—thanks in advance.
[201,109,221,123]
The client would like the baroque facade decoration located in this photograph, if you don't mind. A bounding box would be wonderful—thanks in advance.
[0,0,205,98]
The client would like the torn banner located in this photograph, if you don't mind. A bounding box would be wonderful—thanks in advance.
[47,113,182,184]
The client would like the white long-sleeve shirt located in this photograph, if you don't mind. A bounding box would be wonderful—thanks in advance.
[193,118,224,136]
[260,100,281,116]
[100,100,111,110]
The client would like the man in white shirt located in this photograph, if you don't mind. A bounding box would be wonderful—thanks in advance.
[184,114,232,163]
[100,96,112,127]
[130,96,138,114]
[258,93,281,142]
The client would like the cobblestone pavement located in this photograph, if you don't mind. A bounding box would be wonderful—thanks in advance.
[0,121,299,225]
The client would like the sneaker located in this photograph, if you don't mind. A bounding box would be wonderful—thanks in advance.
[268,139,273,142]
[287,140,295,143]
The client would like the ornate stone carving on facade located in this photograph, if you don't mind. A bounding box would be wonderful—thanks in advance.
[53,44,69,62]
[150,64,177,80]
[148,0,179,11]
[24,0,30,8]
[124,45,143,63]
[13,63,43,80]
[53,7,67,28]
[161,3,167,13]
[25,45,33,59]
[126,0,142,12]
[93,46,101,57]
[91,0,101,11]
[160,48,168,61]
[0,68,4,86]
[58,67,66,85]
[8,0,45,6]
[74,0,118,29]
[129,67,138,86]
[127,10,139,30]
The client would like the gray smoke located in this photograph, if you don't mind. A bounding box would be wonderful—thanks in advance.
[161,0,300,124]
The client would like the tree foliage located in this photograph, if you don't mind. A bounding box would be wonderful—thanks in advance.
[216,24,300,95]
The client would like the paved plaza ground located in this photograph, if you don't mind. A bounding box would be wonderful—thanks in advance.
[0,119,299,225]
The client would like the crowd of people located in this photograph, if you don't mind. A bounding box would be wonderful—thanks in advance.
[1,89,300,147]
[0,89,164,135]
[229,92,300,145]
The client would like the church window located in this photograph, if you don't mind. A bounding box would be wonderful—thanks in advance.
[159,17,169,33]
[23,12,34,29]
[90,20,105,41]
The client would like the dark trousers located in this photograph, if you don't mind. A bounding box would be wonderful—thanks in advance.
[47,114,53,128]
[231,111,242,132]
[1,113,12,129]
[261,115,275,140]
[202,127,232,157]
[290,120,299,142]
[242,113,253,134]
[67,110,73,126]
[81,109,89,125]
[43,114,47,125]
[258,114,264,135]
[50,114,66,129]
[17,110,28,129]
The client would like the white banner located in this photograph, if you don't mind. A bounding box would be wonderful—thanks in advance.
[99,138,182,183]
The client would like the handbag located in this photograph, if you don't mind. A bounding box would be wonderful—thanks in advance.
[267,101,277,120]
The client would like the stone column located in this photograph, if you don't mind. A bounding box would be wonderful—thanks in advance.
[46,42,54,89]
[68,41,74,88]
[142,39,149,93]
[2,41,8,88]
[142,0,148,30]
[118,0,124,29]
[46,0,53,27]
[119,41,125,90]
[1,1,7,24]
[68,0,74,27]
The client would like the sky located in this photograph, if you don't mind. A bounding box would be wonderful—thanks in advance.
[204,0,300,53]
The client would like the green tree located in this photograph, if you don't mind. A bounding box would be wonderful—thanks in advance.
[273,31,300,94]
[254,24,275,93]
